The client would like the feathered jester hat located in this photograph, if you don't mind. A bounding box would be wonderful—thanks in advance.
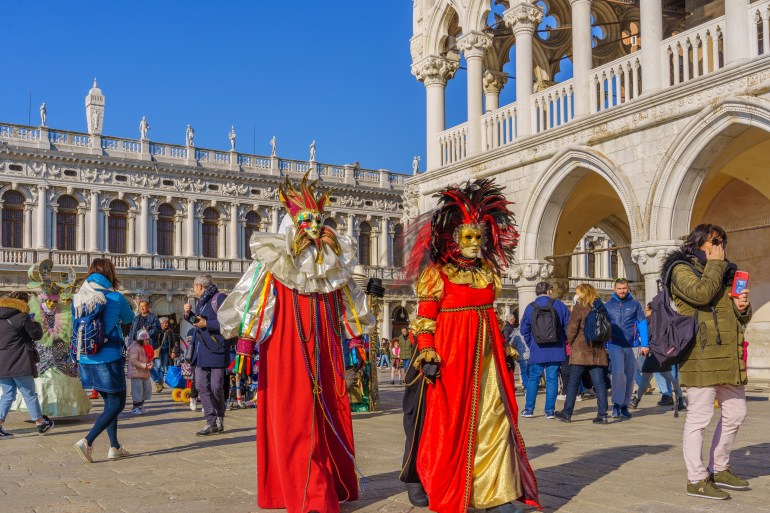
[27,259,77,301]
[277,171,340,262]
[405,178,519,278]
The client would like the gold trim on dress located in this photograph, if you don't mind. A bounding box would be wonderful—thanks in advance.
[442,261,502,298]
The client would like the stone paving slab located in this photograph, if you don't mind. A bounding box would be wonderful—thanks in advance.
[1,377,768,513]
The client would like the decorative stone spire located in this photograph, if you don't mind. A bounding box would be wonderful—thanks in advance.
[85,78,105,135]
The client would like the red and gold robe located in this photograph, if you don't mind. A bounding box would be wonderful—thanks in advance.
[412,262,541,513]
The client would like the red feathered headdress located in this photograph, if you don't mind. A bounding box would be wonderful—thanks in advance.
[278,171,331,223]
[404,178,519,279]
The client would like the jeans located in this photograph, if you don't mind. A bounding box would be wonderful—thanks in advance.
[562,365,608,418]
[151,351,169,384]
[402,358,411,371]
[379,354,390,368]
[524,361,560,414]
[518,359,529,387]
[607,345,636,407]
[195,366,225,426]
[634,356,683,402]
[79,358,126,393]
[683,385,747,481]
[0,376,43,421]
[85,389,127,448]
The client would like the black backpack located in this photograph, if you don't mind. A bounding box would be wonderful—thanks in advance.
[530,298,561,345]
[583,301,612,343]
[649,261,701,368]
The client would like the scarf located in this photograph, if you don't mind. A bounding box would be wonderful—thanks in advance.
[72,276,111,317]
[195,284,219,315]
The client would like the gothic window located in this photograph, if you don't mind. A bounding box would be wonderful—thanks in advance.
[1,190,24,248]
[108,200,129,254]
[392,223,404,268]
[586,241,596,279]
[157,203,176,256]
[323,218,337,229]
[56,195,78,251]
[202,207,219,258]
[244,211,261,260]
[358,221,371,266]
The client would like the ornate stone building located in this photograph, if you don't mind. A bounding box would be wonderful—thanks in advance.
[0,82,412,339]
[407,0,770,377]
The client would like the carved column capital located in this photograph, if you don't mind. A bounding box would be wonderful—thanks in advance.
[503,3,544,35]
[483,70,509,94]
[456,31,493,59]
[630,241,680,276]
[411,55,460,86]
[509,260,554,285]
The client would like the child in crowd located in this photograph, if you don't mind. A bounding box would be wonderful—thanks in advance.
[128,329,153,415]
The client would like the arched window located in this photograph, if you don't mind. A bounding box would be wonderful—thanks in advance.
[244,211,261,260]
[586,241,596,279]
[202,207,219,258]
[108,200,129,253]
[358,221,371,265]
[323,217,338,229]
[392,223,404,268]
[157,203,176,256]
[1,190,24,248]
[56,195,78,251]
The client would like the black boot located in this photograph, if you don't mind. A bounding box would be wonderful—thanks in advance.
[406,482,429,507]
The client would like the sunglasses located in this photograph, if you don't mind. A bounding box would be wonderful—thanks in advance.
[709,238,726,247]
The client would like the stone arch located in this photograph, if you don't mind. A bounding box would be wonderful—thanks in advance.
[519,146,643,262]
[649,97,770,241]
[0,184,34,203]
[426,2,463,56]
[49,189,87,207]
[464,0,492,33]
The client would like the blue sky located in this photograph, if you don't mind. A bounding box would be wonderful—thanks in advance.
[0,1,425,173]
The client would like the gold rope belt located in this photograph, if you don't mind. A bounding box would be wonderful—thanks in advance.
[439,304,494,313]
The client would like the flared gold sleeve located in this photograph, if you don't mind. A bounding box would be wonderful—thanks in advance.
[411,265,445,351]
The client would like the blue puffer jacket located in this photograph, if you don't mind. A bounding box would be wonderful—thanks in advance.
[604,293,648,348]
[186,287,229,368]
[76,273,135,364]
[520,295,570,364]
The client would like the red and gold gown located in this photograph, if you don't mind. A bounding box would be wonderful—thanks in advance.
[219,228,372,513]
[412,262,541,513]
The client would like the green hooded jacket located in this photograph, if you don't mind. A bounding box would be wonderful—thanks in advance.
[669,257,752,388]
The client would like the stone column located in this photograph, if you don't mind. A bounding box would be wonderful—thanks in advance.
[127,212,136,254]
[88,191,99,252]
[138,195,149,255]
[229,203,240,259]
[504,2,543,137]
[640,0,663,93]
[371,226,380,268]
[379,217,390,267]
[512,260,554,312]
[76,208,86,252]
[725,0,750,64]
[570,0,593,117]
[175,216,184,255]
[23,205,33,249]
[411,55,459,170]
[185,199,196,257]
[457,32,493,156]
[218,220,226,258]
[271,207,279,233]
[631,242,681,304]
[347,214,355,238]
[35,186,48,249]
[381,301,392,341]
[101,207,110,253]
[483,71,508,112]
[577,238,587,277]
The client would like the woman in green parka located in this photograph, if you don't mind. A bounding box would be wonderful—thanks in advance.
[661,223,752,501]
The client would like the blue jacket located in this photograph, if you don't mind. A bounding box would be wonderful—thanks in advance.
[127,313,161,348]
[76,274,135,364]
[520,295,570,364]
[186,289,229,368]
[604,293,648,348]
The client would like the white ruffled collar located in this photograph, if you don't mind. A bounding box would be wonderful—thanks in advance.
[248,226,358,294]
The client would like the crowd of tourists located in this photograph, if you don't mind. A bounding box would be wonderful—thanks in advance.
[0,174,755,513]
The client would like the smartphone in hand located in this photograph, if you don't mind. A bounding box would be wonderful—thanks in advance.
[731,271,749,298]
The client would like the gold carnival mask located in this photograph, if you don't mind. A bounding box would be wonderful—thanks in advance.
[456,224,483,259]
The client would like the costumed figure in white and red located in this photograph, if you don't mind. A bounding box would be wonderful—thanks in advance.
[219,173,372,513]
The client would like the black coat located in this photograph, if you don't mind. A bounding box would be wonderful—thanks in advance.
[0,298,44,379]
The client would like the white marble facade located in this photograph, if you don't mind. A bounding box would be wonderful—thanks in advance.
[407,0,770,377]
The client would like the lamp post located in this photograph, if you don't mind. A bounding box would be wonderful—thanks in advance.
[353,265,384,412]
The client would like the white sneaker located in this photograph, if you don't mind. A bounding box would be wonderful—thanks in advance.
[557,394,566,401]
[74,438,93,463]
[575,395,583,402]
[189,398,197,411]
[107,446,130,460]
[140,406,148,414]
[131,407,144,415]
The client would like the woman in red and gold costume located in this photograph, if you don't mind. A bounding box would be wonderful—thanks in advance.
[219,173,372,513]
[405,179,540,513]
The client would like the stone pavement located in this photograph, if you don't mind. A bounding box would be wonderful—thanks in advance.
[1,375,769,513]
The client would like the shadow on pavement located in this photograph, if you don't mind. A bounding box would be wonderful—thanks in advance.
[125,434,255,458]
[535,444,672,511]
[736,443,770,479]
